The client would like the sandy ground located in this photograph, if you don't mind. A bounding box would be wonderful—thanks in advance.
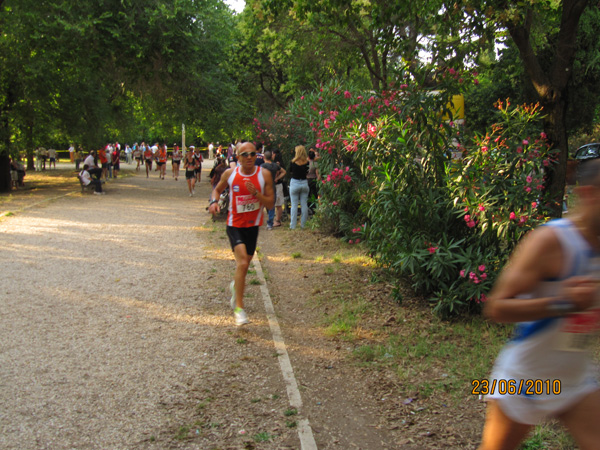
[0,165,484,449]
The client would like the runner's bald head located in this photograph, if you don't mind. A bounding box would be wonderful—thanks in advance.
[237,142,256,155]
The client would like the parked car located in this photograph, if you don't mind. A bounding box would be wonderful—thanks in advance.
[573,143,600,162]
[566,143,600,185]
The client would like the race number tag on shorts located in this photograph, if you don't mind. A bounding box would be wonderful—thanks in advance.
[556,256,600,352]
[555,309,600,352]
[236,194,260,214]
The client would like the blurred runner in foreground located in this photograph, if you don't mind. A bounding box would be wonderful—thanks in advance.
[480,159,600,450]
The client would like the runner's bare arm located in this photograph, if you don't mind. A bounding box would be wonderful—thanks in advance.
[485,227,599,323]
[208,168,233,215]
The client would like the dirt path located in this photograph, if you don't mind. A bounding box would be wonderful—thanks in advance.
[0,166,482,449]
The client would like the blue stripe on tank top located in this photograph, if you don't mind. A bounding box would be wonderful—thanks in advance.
[512,317,558,342]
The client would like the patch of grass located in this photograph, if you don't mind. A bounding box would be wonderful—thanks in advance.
[197,398,213,410]
[174,425,190,440]
[236,338,248,344]
[253,432,274,442]
[247,269,256,275]
[291,252,302,259]
[332,253,343,263]
[324,266,335,275]
[249,279,261,285]
[285,420,297,428]
[322,297,370,340]
[271,394,280,400]
[251,398,261,403]
[4,211,14,216]
[351,316,512,401]
[520,423,575,449]
[315,255,324,262]
[284,408,298,416]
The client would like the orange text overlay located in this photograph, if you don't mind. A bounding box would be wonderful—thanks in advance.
[471,379,561,396]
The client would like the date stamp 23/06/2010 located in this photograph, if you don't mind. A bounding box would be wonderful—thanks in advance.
[471,379,562,396]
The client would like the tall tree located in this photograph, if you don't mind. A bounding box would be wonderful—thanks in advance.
[0,0,240,190]
[259,0,446,91]
[452,0,592,216]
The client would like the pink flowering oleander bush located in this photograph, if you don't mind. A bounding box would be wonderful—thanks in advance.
[254,74,556,318]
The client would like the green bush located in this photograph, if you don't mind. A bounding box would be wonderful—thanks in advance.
[255,72,555,318]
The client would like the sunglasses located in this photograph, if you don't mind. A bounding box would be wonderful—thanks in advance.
[239,151,257,158]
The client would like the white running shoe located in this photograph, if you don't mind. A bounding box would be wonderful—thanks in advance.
[234,308,249,326]
[230,281,236,309]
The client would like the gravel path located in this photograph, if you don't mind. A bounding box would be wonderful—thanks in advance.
[0,172,304,449]
[1,168,471,449]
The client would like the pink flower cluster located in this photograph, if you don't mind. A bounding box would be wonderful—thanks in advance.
[424,241,438,254]
[464,214,477,228]
[509,212,529,225]
[325,167,352,187]
[460,265,488,285]
[351,224,365,233]
[474,294,487,304]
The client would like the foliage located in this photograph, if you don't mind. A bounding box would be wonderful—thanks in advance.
[0,0,240,163]
[256,70,555,318]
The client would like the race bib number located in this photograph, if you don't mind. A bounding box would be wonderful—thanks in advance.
[236,194,259,214]
[555,309,600,352]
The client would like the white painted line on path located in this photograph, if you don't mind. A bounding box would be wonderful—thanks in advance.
[253,258,318,450]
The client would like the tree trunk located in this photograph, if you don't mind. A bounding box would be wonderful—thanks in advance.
[26,119,35,171]
[505,0,589,217]
[0,153,10,192]
[542,98,569,217]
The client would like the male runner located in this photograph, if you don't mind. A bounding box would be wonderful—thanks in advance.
[480,160,600,450]
[208,142,275,325]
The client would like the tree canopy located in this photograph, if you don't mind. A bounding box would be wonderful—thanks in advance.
[1,0,598,200]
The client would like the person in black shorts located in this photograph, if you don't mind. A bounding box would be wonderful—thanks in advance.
[208,142,275,326]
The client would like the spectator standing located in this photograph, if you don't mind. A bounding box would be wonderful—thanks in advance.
[261,150,286,230]
[75,147,83,171]
[112,146,121,178]
[272,148,285,226]
[125,144,132,164]
[105,144,113,178]
[40,147,48,170]
[208,142,214,160]
[288,145,310,230]
[68,144,75,163]
[254,143,265,166]
[47,148,56,169]
[98,147,108,180]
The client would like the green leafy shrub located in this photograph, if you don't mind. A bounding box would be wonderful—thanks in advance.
[255,72,555,318]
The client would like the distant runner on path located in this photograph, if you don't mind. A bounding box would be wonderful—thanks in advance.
[208,142,274,326]
[480,160,600,450]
